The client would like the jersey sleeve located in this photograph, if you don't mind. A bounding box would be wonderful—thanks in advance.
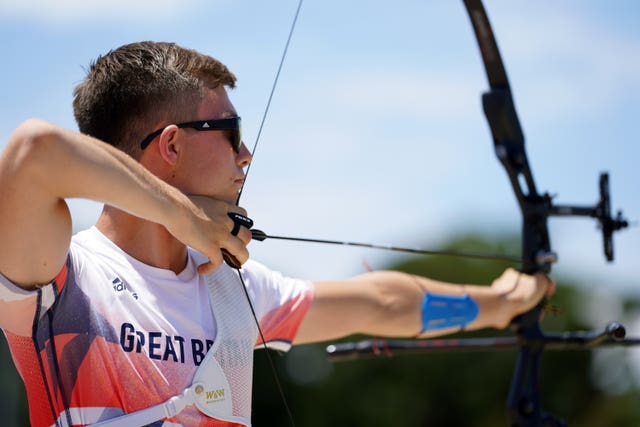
[240,260,314,352]
[0,261,69,337]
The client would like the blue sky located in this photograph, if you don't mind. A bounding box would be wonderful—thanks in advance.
[1,0,638,296]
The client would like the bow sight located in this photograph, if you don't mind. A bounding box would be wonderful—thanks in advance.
[473,6,628,275]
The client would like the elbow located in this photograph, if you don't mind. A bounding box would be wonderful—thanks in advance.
[365,271,423,331]
[4,119,62,176]
[10,118,61,149]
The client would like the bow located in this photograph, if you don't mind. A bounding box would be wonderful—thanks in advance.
[231,1,632,426]
[322,1,631,426]
[464,1,627,424]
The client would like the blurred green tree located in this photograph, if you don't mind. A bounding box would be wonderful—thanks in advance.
[1,234,638,426]
[252,233,640,426]
[0,333,28,426]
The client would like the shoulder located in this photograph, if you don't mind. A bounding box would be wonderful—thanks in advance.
[70,226,132,268]
[70,226,105,250]
[68,227,107,276]
[241,260,313,308]
[241,259,307,287]
[185,249,313,302]
[186,249,295,287]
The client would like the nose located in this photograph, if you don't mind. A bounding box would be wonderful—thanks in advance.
[237,141,252,168]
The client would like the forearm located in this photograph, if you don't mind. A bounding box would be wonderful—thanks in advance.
[354,271,512,338]
[0,119,216,285]
[364,269,546,339]
[14,119,189,226]
[412,276,510,338]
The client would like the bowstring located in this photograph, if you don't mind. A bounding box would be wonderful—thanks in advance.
[236,0,305,203]
[233,1,305,426]
[233,267,296,427]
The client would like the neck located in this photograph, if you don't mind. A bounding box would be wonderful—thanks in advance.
[95,206,188,274]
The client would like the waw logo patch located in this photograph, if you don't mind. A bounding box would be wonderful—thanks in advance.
[195,384,227,404]
[205,389,226,402]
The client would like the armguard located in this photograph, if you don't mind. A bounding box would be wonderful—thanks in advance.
[421,293,479,332]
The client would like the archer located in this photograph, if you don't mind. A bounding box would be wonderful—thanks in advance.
[0,41,552,426]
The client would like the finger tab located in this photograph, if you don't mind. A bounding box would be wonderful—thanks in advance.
[227,212,254,229]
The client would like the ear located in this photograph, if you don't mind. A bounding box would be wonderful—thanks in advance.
[157,125,181,166]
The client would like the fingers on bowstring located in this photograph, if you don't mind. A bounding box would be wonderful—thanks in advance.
[227,219,252,246]
[223,236,250,266]
[226,210,252,236]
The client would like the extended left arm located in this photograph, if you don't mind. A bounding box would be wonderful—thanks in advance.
[294,268,553,344]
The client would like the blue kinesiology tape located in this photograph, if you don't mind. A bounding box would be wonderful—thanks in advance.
[421,293,479,332]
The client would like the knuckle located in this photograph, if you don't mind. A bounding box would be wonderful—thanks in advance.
[239,228,251,244]
[237,206,248,216]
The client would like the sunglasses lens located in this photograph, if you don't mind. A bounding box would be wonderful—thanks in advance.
[235,128,242,152]
[225,128,241,153]
[233,118,242,153]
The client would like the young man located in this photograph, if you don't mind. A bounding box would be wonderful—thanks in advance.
[0,42,552,426]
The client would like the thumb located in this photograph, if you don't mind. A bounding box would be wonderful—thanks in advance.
[198,250,224,274]
[197,261,216,275]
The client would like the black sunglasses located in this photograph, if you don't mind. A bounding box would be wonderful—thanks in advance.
[139,117,242,152]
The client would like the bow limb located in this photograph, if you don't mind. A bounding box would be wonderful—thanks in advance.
[463,1,559,424]
[464,1,625,425]
[320,3,630,427]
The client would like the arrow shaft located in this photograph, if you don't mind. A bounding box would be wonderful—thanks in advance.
[254,232,520,263]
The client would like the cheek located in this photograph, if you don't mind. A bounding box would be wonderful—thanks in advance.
[182,144,218,171]
[184,150,230,186]
[169,151,211,190]
[174,139,237,193]
[185,156,222,182]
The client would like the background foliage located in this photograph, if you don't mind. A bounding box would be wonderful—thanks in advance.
[1,234,638,426]
[251,234,640,426]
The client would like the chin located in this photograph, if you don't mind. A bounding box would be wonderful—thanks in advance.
[218,193,239,204]
[201,188,237,204]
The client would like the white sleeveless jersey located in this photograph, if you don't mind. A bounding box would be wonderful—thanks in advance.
[0,227,313,426]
